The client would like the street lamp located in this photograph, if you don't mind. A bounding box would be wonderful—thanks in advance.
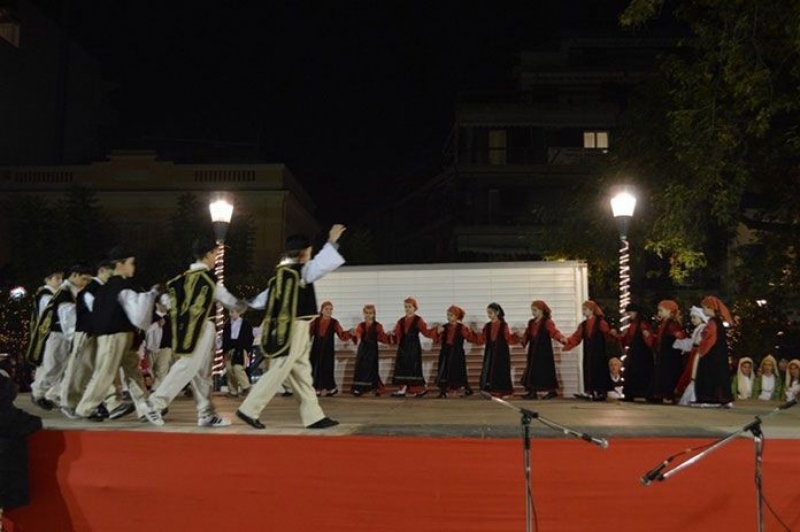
[209,196,233,384]
[610,189,636,333]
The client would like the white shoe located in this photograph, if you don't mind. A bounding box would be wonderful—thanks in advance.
[198,415,232,427]
[144,406,164,426]
[60,406,80,419]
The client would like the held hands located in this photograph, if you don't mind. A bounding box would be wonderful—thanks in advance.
[328,224,346,244]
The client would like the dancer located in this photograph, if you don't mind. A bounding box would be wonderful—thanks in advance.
[145,237,246,426]
[309,301,351,396]
[673,306,709,405]
[390,298,437,398]
[608,357,625,400]
[434,305,477,398]
[25,268,64,409]
[693,296,734,407]
[144,294,173,391]
[652,300,687,403]
[222,308,254,398]
[76,248,157,421]
[236,225,346,430]
[616,303,654,402]
[478,302,518,398]
[351,304,390,396]
[563,300,614,401]
[59,260,114,418]
[520,300,565,400]
[29,263,92,410]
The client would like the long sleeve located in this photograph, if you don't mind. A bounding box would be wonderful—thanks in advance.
[544,320,565,343]
[697,320,718,357]
[249,288,269,310]
[144,321,163,352]
[215,284,242,310]
[57,302,77,339]
[673,337,693,353]
[562,323,584,351]
[333,320,351,341]
[38,294,53,319]
[302,243,345,284]
[416,317,437,340]
[118,289,157,331]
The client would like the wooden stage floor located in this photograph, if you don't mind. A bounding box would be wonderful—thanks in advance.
[17,391,800,440]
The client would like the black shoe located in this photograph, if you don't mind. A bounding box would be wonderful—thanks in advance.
[236,409,265,429]
[306,417,339,429]
[522,392,537,400]
[87,408,107,422]
[463,387,474,397]
[437,391,447,398]
[542,391,557,400]
[415,389,428,398]
[32,396,55,411]
[108,402,136,420]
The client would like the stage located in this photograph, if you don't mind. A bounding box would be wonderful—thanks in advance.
[4,393,800,531]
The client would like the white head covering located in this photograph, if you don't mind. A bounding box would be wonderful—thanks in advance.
[690,306,708,323]
[158,293,171,309]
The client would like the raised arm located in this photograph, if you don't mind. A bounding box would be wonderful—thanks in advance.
[302,225,347,284]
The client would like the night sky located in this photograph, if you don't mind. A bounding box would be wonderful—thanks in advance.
[52,0,630,221]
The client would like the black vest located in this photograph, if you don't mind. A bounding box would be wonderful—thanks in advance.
[25,287,57,366]
[260,263,317,357]
[76,279,102,334]
[159,314,173,349]
[93,276,137,335]
[167,268,217,355]
[49,287,74,333]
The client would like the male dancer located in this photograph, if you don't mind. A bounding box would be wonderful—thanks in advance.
[144,237,246,427]
[29,264,92,410]
[59,260,115,419]
[236,224,346,430]
[75,247,157,420]
[26,268,63,409]
[222,308,254,398]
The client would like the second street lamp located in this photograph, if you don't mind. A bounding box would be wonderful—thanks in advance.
[610,189,637,333]
[209,196,234,385]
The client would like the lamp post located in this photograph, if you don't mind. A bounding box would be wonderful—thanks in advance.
[209,196,233,387]
[610,189,636,333]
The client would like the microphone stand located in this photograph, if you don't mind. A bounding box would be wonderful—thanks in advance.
[480,392,608,532]
[639,399,798,532]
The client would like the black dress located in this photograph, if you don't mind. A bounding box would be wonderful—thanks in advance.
[622,319,654,399]
[576,317,613,396]
[392,316,426,387]
[521,318,559,392]
[479,321,514,395]
[309,317,344,391]
[653,318,685,400]
[352,322,386,393]
[694,317,733,404]
[436,323,471,391]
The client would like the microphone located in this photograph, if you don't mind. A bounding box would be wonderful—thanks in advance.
[580,432,609,449]
[640,461,669,486]
[779,398,798,410]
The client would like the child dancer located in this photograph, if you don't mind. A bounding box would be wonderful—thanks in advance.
[309,301,351,396]
[693,296,734,407]
[753,355,783,401]
[563,300,614,401]
[390,298,436,397]
[617,303,654,402]
[25,268,64,410]
[673,306,709,405]
[652,300,687,403]
[434,305,477,398]
[222,308,254,398]
[730,357,754,401]
[478,302,518,398]
[351,305,390,396]
[520,300,565,400]
[784,359,800,401]
[608,357,625,400]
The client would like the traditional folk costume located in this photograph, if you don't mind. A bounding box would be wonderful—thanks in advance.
[478,303,517,397]
[433,306,476,398]
[59,273,109,416]
[652,301,687,403]
[608,358,625,400]
[146,248,243,426]
[729,356,754,401]
[619,304,655,401]
[520,301,565,399]
[222,312,254,397]
[25,282,60,409]
[784,359,800,402]
[693,296,734,406]
[390,298,436,397]
[563,301,614,401]
[351,306,390,396]
[309,302,351,395]
[673,306,709,405]
[752,355,783,401]
[237,237,345,429]
[144,294,173,391]
[29,278,82,408]
[75,258,156,420]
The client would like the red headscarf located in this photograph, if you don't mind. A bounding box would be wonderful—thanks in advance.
[583,300,604,317]
[362,304,376,315]
[447,305,465,321]
[658,300,681,320]
[319,301,333,313]
[404,297,418,310]
[531,300,551,318]
[701,296,733,325]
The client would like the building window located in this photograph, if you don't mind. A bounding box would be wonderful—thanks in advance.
[583,131,609,149]
[488,129,507,165]
[0,9,20,48]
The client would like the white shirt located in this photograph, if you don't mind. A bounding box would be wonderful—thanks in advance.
[188,262,241,309]
[55,280,80,340]
[82,276,106,313]
[759,374,776,401]
[144,312,167,352]
[250,242,345,309]
[230,317,242,340]
[37,285,57,319]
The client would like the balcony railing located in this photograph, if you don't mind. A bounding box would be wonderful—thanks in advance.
[457,147,608,166]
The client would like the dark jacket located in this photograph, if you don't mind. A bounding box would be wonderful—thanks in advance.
[0,372,43,509]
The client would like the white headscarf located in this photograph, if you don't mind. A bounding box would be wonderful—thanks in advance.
[736,357,754,400]
[690,306,708,323]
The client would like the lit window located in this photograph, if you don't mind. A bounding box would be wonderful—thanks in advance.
[583,131,609,149]
[488,130,507,165]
